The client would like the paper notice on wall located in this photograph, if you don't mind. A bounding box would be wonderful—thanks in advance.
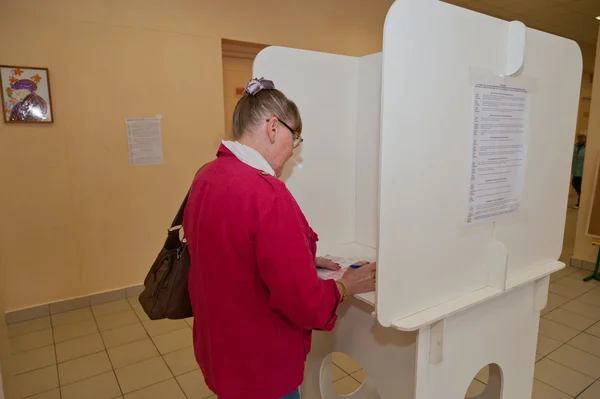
[466,83,529,226]
[126,118,164,166]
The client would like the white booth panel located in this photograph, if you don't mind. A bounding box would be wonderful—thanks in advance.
[355,53,383,249]
[254,47,359,246]
[495,28,582,285]
[376,0,581,328]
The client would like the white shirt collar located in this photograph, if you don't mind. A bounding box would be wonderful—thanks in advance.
[221,140,276,177]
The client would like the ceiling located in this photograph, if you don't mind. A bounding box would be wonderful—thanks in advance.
[444,0,599,45]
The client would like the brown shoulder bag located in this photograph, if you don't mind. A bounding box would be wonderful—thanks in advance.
[138,163,209,320]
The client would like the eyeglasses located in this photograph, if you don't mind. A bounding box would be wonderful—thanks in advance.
[267,118,303,148]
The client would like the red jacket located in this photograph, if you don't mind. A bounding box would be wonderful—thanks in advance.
[184,145,341,399]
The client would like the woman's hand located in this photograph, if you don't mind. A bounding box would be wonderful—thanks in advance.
[339,262,376,296]
[315,257,341,271]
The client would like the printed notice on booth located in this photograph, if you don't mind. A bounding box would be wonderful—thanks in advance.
[126,118,164,166]
[466,83,529,226]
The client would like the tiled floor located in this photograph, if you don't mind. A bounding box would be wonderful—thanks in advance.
[4,297,366,399]
[3,191,595,399]
[6,298,212,399]
[7,274,600,399]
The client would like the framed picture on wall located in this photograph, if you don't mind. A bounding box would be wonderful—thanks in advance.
[0,65,54,123]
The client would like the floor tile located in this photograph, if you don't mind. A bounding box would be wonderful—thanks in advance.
[544,309,597,331]
[151,327,192,355]
[96,310,139,331]
[127,297,140,307]
[351,369,367,384]
[549,282,590,299]
[10,328,54,354]
[535,354,543,362]
[547,293,571,308]
[560,300,600,320]
[568,332,600,357]
[547,344,600,378]
[51,308,95,328]
[569,269,600,280]
[332,375,361,396]
[8,317,51,338]
[124,378,186,399]
[551,267,577,281]
[13,366,59,399]
[60,371,122,399]
[539,318,580,342]
[330,364,347,382]
[333,352,362,374]
[56,333,105,363]
[578,381,600,399]
[534,358,594,396]
[163,347,199,376]
[541,306,556,316]
[53,320,99,343]
[557,275,600,290]
[531,379,572,399]
[586,321,600,338]
[92,300,132,318]
[108,339,159,369]
[101,322,148,349]
[115,356,172,394]
[58,351,113,386]
[537,335,563,356]
[475,365,489,383]
[142,319,188,337]
[185,317,194,328]
[12,345,56,375]
[465,379,486,397]
[577,287,600,307]
[176,370,214,398]
[131,305,150,322]
[25,389,61,399]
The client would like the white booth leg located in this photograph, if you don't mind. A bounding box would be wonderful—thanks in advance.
[414,282,543,399]
[303,299,417,399]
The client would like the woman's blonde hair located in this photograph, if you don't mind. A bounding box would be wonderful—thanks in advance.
[232,79,302,139]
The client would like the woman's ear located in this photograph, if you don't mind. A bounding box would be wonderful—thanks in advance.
[266,117,278,144]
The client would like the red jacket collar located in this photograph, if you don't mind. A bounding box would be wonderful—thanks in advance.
[217,143,233,157]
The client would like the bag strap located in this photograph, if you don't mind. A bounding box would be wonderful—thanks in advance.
[169,162,211,231]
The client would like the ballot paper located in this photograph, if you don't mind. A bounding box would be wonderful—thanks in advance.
[316,255,371,281]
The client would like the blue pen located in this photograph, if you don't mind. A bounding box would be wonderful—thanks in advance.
[350,263,364,269]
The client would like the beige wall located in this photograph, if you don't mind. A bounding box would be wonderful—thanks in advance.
[574,30,600,262]
[0,0,394,311]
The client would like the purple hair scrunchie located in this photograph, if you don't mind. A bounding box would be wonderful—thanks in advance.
[245,77,275,96]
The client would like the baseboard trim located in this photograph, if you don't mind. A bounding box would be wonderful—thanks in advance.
[5,284,145,325]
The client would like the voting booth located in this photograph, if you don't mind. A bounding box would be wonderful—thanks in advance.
[254,0,582,397]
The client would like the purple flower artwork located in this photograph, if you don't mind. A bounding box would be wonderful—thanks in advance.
[0,66,53,123]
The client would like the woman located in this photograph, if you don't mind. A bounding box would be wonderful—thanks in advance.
[183,78,376,399]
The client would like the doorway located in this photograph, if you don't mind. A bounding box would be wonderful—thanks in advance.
[221,39,267,139]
